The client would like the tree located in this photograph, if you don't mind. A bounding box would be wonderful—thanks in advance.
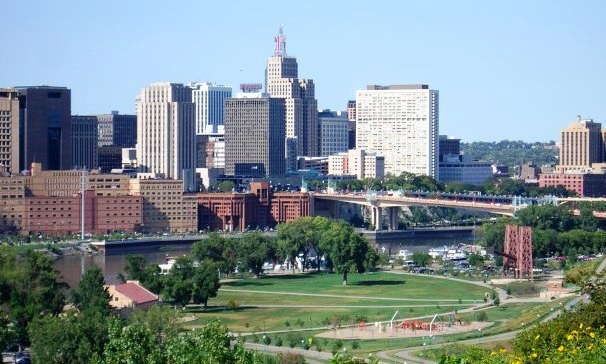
[29,310,109,364]
[163,256,195,306]
[124,255,147,281]
[0,248,66,344]
[71,266,111,315]
[191,262,221,308]
[216,180,236,193]
[192,234,238,276]
[467,253,485,269]
[411,252,431,267]
[320,220,370,285]
[239,232,276,278]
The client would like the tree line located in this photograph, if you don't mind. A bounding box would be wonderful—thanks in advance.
[127,216,377,307]
[482,204,606,259]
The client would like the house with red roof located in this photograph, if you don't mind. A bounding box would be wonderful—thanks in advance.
[107,280,159,311]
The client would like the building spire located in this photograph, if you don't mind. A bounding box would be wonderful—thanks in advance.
[274,26,287,56]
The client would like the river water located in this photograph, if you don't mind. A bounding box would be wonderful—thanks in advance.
[53,230,478,288]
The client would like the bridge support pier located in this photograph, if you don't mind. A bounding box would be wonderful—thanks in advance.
[387,207,399,230]
[371,206,383,230]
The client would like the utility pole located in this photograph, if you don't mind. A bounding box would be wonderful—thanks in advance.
[81,169,86,240]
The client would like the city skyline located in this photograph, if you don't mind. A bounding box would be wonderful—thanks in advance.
[1,1,605,142]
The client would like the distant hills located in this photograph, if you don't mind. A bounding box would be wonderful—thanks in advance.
[461,140,559,169]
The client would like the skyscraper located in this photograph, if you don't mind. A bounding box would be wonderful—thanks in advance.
[0,89,20,174]
[318,110,349,157]
[558,116,604,171]
[97,111,137,148]
[224,95,285,177]
[71,115,98,169]
[265,27,318,162]
[15,86,72,171]
[136,82,195,190]
[356,84,439,178]
[190,82,232,134]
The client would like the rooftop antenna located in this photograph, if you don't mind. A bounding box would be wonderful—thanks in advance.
[274,26,287,56]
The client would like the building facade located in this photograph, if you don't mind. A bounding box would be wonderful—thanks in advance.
[265,28,318,158]
[328,149,385,179]
[97,111,137,148]
[136,83,196,190]
[438,155,493,186]
[558,116,604,172]
[0,89,20,175]
[190,82,232,134]
[128,178,198,234]
[71,115,98,170]
[539,171,606,197]
[318,110,349,157]
[224,95,285,177]
[15,86,72,171]
[356,84,439,178]
[196,181,311,231]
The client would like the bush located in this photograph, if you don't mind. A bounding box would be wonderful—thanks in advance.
[275,337,283,347]
[262,335,271,345]
[277,352,306,364]
[351,340,360,349]
[475,311,488,322]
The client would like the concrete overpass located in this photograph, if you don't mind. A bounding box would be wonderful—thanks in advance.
[312,192,515,230]
[312,192,606,230]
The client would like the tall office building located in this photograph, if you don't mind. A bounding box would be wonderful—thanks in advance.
[224,94,285,177]
[15,86,72,171]
[0,89,20,174]
[265,27,318,160]
[356,84,439,178]
[136,83,196,190]
[347,100,357,149]
[558,116,604,171]
[190,82,232,134]
[71,115,98,169]
[318,110,349,157]
[97,111,137,148]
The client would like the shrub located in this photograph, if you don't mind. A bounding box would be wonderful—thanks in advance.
[275,337,283,347]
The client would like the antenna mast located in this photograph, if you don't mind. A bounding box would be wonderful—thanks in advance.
[274,26,287,56]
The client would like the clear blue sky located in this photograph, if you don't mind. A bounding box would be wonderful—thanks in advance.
[2,1,604,142]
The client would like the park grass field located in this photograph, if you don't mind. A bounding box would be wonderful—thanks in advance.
[187,271,492,333]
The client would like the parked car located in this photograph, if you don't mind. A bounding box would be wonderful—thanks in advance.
[14,352,31,364]
[3,343,24,354]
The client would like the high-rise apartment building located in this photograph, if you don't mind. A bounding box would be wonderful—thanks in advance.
[318,110,349,157]
[558,116,604,171]
[15,86,72,171]
[190,83,232,134]
[224,95,285,177]
[356,84,439,178]
[136,83,196,190]
[265,28,318,159]
[0,89,20,175]
[71,115,98,169]
[97,111,137,148]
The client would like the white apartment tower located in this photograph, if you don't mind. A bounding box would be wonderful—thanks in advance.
[265,27,319,165]
[356,84,439,178]
[136,82,196,190]
[190,82,232,134]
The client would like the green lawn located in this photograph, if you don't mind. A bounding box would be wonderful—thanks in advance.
[188,272,492,333]
[218,272,489,301]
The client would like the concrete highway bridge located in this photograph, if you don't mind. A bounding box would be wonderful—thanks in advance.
[311,191,606,230]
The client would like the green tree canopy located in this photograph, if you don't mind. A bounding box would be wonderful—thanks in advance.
[71,266,111,315]
[320,220,370,285]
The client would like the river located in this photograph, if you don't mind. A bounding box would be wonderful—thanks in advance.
[53,228,479,288]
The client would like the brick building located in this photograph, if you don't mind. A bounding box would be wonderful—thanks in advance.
[196,182,311,231]
[539,171,606,197]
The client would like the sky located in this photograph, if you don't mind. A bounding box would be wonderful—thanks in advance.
[1,1,604,142]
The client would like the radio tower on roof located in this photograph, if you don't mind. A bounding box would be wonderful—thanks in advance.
[274,26,287,56]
